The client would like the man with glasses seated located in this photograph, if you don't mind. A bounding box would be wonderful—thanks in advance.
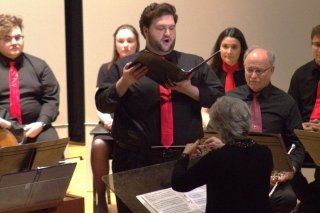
[0,14,59,143]
[221,46,305,213]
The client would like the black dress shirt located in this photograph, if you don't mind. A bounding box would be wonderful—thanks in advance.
[0,53,60,125]
[226,84,305,171]
[172,139,273,213]
[288,60,320,121]
[95,50,224,148]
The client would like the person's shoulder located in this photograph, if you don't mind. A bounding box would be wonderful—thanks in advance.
[253,142,271,152]
[293,60,315,76]
[252,143,273,160]
[175,50,203,61]
[227,85,248,97]
[99,62,112,70]
[270,84,296,103]
[22,52,47,64]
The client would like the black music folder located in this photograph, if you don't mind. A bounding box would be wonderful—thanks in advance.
[294,129,320,166]
[203,131,293,172]
[130,50,219,86]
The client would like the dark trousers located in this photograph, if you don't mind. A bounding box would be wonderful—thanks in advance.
[112,143,183,213]
[24,126,59,143]
[291,168,320,213]
[270,182,297,213]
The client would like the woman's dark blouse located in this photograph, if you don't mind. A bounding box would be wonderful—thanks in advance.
[171,141,273,213]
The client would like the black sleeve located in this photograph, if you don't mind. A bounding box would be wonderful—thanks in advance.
[171,154,212,192]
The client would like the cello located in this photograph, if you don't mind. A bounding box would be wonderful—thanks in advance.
[0,128,19,147]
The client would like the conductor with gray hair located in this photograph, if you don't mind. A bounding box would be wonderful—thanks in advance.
[172,96,273,213]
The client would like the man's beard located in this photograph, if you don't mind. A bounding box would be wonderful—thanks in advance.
[148,35,175,54]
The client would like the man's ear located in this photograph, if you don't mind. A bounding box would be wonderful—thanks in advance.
[270,66,275,73]
[143,26,148,38]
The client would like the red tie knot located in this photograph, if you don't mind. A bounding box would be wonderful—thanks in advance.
[9,61,16,67]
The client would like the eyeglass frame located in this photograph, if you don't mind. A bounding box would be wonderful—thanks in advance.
[0,34,24,43]
[244,66,273,76]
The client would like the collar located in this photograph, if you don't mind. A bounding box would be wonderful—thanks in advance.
[0,53,23,68]
[245,83,273,100]
[144,48,177,63]
[222,62,239,73]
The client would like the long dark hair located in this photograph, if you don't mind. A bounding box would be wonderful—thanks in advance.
[210,27,248,71]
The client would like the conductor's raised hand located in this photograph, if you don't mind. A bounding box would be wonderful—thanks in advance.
[183,140,201,158]
[203,136,225,151]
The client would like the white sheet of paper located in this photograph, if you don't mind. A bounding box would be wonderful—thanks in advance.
[136,185,206,213]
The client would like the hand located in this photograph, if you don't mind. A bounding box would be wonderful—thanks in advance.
[165,78,191,93]
[122,62,148,87]
[165,78,200,101]
[201,136,225,151]
[183,140,201,158]
[0,117,11,129]
[24,122,44,138]
[303,119,320,132]
[270,167,296,186]
[103,119,113,130]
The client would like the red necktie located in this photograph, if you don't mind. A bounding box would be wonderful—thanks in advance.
[9,61,22,124]
[159,55,173,148]
[222,62,239,92]
[310,81,320,120]
[250,93,262,132]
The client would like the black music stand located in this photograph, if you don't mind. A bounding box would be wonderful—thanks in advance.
[0,163,76,211]
[103,161,177,213]
[203,131,293,172]
[0,138,69,176]
[294,129,320,166]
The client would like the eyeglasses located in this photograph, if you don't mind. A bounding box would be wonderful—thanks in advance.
[312,42,320,49]
[245,66,272,76]
[0,34,24,43]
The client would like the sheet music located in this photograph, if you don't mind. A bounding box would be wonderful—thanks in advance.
[184,185,206,212]
[136,186,206,213]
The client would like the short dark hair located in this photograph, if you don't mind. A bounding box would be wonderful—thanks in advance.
[0,14,23,37]
[139,2,178,38]
[311,25,320,40]
[210,27,248,71]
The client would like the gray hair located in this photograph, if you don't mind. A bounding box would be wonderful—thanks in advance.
[243,46,276,65]
[209,96,251,144]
